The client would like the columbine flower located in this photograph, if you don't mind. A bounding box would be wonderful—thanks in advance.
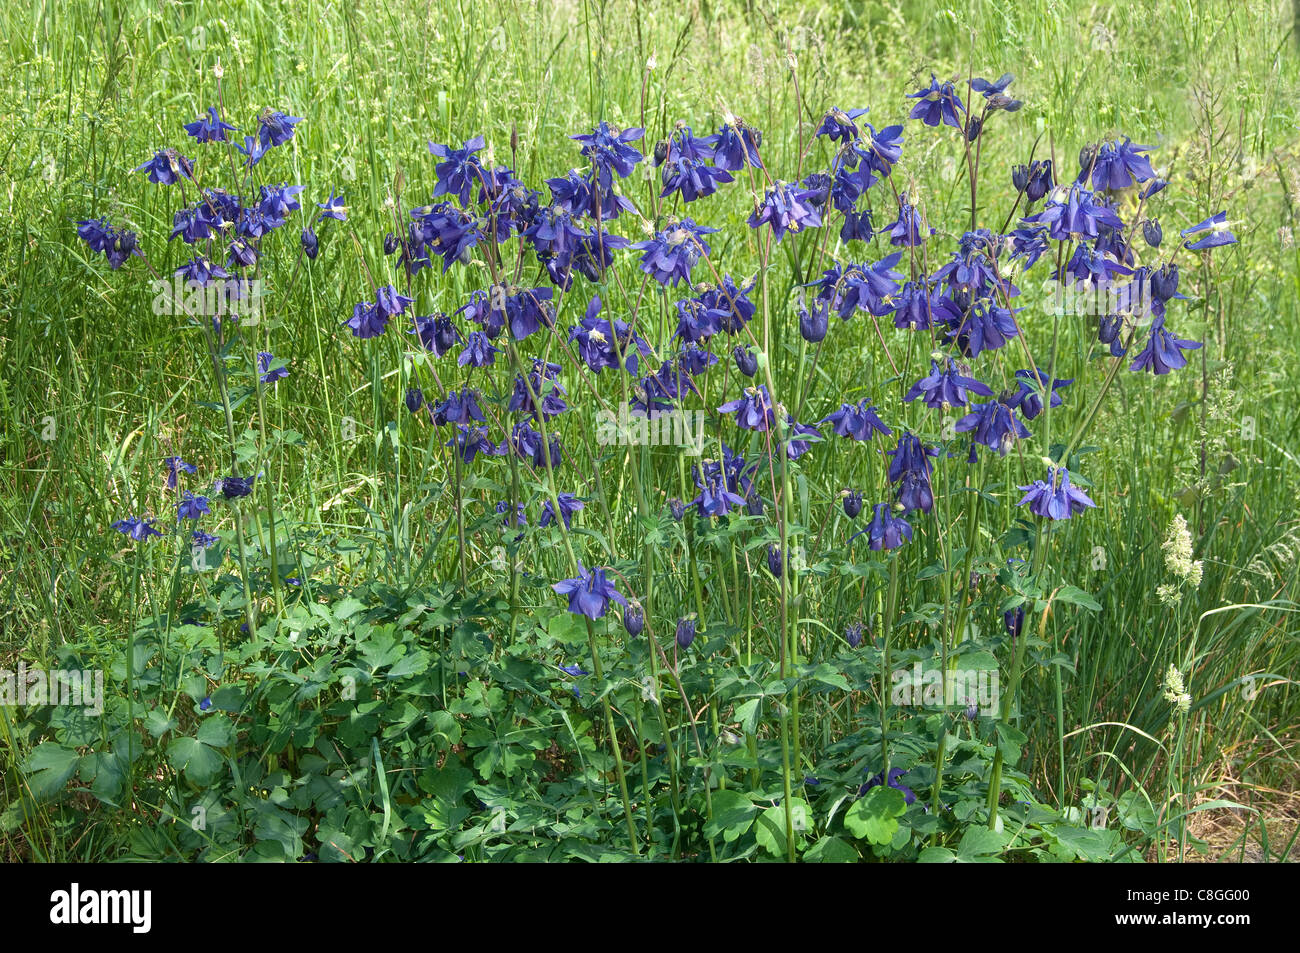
[816,107,870,144]
[459,330,502,368]
[820,400,892,441]
[301,227,319,259]
[887,434,939,514]
[345,301,387,339]
[184,107,236,144]
[1084,137,1156,190]
[843,490,863,518]
[706,116,763,170]
[445,425,498,464]
[1181,212,1238,251]
[134,149,194,184]
[798,298,830,342]
[865,503,912,550]
[1024,183,1125,241]
[859,766,916,804]
[552,563,628,620]
[540,493,585,531]
[217,475,256,499]
[905,359,993,411]
[257,109,303,149]
[1008,369,1072,419]
[1129,316,1202,375]
[887,193,930,246]
[907,73,964,129]
[111,516,162,541]
[675,615,697,649]
[733,345,758,377]
[257,352,289,384]
[432,389,486,427]
[177,492,211,520]
[405,387,424,414]
[572,122,644,187]
[748,181,822,242]
[410,312,463,356]
[956,400,1030,457]
[1016,466,1096,519]
[845,621,864,648]
[950,301,1021,358]
[766,544,783,577]
[688,466,746,519]
[718,385,776,432]
[163,456,196,491]
[317,192,348,222]
[633,218,716,286]
[192,530,219,550]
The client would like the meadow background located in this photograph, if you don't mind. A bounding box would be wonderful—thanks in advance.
[1,0,1298,861]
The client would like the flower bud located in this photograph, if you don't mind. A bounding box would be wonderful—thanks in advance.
[675,615,696,650]
[624,602,645,637]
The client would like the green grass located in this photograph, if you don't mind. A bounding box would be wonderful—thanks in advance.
[1,0,1298,861]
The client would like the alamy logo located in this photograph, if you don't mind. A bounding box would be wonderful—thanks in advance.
[595,402,706,454]
[0,664,103,715]
[49,883,151,933]
[891,663,1000,716]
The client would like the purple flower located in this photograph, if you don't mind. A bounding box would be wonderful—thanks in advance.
[459,331,502,367]
[816,107,870,144]
[427,135,486,207]
[907,73,965,129]
[541,493,585,531]
[257,110,302,149]
[445,425,498,464]
[748,181,822,242]
[675,616,697,650]
[177,492,211,520]
[317,192,349,222]
[410,312,463,356]
[1016,466,1097,519]
[859,766,916,804]
[111,516,162,541]
[552,563,628,620]
[865,503,912,550]
[1085,138,1156,191]
[632,218,716,287]
[1008,369,1072,419]
[134,149,194,185]
[428,390,486,426]
[217,475,256,499]
[1129,316,1202,375]
[184,107,236,144]
[163,456,197,491]
[572,122,644,187]
[257,352,289,384]
[820,400,892,441]
[904,359,993,410]
[950,301,1021,358]
[705,117,763,171]
[887,193,930,246]
[956,400,1031,457]
[1023,184,1125,242]
[718,385,776,432]
[1181,212,1237,251]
